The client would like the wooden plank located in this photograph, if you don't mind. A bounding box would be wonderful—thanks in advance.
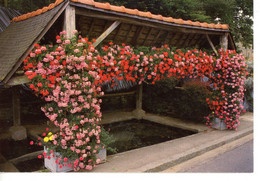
[124,24,134,43]
[136,84,143,110]
[152,29,163,45]
[142,27,153,46]
[87,18,96,36]
[132,26,144,45]
[189,34,199,47]
[206,34,218,55]
[220,33,228,50]
[12,87,21,126]
[93,20,121,47]
[3,1,69,85]
[112,23,122,42]
[63,5,76,38]
[6,75,30,86]
[183,33,195,47]
[169,32,180,46]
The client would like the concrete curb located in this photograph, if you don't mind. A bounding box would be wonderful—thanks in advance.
[146,126,253,172]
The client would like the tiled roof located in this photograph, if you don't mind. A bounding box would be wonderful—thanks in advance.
[0,6,21,33]
[10,0,229,30]
[0,2,65,82]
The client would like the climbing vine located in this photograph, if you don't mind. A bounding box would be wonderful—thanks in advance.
[24,31,247,171]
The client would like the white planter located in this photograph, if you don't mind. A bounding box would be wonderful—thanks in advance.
[44,147,73,172]
[213,118,227,130]
[96,148,107,163]
[44,147,107,172]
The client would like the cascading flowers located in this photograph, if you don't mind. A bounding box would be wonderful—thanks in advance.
[24,30,247,171]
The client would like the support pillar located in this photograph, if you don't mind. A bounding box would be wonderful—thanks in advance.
[133,84,145,119]
[220,33,228,50]
[9,86,27,140]
[63,5,76,38]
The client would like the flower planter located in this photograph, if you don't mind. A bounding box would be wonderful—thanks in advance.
[213,118,227,130]
[44,147,107,172]
[44,147,73,172]
[96,148,107,163]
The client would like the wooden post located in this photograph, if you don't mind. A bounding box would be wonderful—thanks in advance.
[136,84,143,110]
[63,5,76,38]
[133,83,145,119]
[12,87,21,126]
[93,21,121,48]
[220,33,228,50]
[206,34,218,55]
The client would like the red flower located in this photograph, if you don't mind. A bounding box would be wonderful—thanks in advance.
[30,141,34,145]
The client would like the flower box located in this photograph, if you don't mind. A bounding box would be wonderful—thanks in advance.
[213,118,227,130]
[44,147,107,172]
[44,147,73,172]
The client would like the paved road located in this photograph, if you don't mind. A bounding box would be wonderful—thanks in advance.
[183,140,253,173]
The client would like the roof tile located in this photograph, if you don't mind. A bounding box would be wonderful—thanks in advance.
[10,0,229,30]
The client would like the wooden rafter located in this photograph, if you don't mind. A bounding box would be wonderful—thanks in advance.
[184,33,195,47]
[169,32,180,46]
[206,34,218,55]
[142,27,153,46]
[152,29,163,45]
[112,23,123,42]
[161,31,169,45]
[87,18,96,36]
[93,20,121,47]
[124,24,134,43]
[176,33,187,48]
[132,26,144,45]
[189,34,199,47]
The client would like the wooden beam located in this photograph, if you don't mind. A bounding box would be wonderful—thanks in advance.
[136,84,143,110]
[93,20,121,47]
[152,29,163,45]
[6,75,30,86]
[112,23,123,42]
[132,26,144,45]
[184,33,195,47]
[142,27,153,46]
[12,87,21,126]
[169,32,180,46]
[124,24,134,43]
[206,34,218,55]
[63,5,76,38]
[189,34,200,47]
[87,18,96,36]
[220,33,228,50]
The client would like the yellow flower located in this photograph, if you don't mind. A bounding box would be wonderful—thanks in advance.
[49,135,54,141]
[44,137,49,142]
[48,132,52,136]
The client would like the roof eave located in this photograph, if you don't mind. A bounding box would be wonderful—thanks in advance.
[70,1,230,34]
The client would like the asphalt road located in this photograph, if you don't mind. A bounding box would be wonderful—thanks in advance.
[183,140,253,173]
